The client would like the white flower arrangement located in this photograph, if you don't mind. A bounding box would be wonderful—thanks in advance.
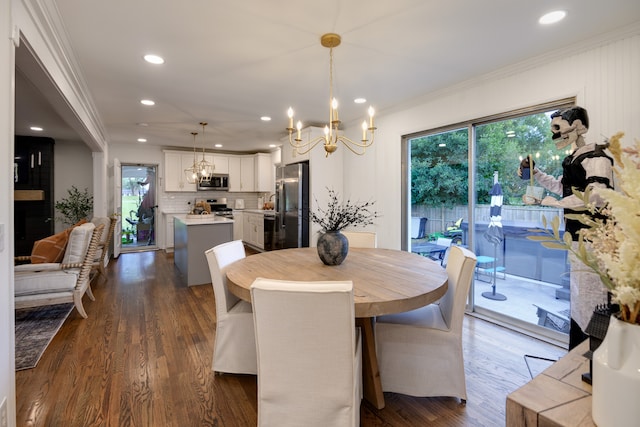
[530,132,640,325]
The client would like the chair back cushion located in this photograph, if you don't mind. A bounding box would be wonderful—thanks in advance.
[251,278,357,427]
[29,219,88,263]
[90,217,111,245]
[341,231,377,248]
[62,223,95,265]
[206,240,246,315]
[439,246,477,330]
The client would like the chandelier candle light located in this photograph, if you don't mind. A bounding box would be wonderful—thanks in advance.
[286,33,376,157]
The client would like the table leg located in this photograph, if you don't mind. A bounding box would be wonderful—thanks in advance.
[356,317,385,409]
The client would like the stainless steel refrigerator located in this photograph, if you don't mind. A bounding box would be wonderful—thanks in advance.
[274,162,309,249]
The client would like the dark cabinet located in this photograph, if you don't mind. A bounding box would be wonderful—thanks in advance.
[14,135,55,255]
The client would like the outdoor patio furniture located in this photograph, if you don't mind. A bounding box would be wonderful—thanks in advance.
[533,304,570,334]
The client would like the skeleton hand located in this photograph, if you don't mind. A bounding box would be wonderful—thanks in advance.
[540,196,560,207]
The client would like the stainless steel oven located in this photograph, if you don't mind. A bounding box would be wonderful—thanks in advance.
[207,199,233,218]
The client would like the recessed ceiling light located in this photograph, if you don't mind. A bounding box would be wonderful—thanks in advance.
[143,54,165,65]
[539,10,566,25]
[354,98,366,104]
[30,126,43,131]
[261,116,271,121]
[269,144,276,148]
[137,138,147,143]
[214,144,223,148]
[140,99,155,106]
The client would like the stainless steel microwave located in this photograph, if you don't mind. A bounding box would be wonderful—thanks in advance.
[197,174,229,191]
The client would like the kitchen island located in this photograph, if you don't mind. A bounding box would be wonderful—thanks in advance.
[173,215,234,286]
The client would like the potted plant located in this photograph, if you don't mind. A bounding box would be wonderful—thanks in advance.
[310,188,378,265]
[55,185,93,226]
[122,227,134,244]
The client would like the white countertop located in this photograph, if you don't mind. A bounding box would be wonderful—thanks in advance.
[174,214,234,225]
[161,209,190,215]
[242,209,275,215]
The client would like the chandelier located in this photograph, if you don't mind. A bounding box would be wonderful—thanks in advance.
[286,33,376,157]
[184,122,214,184]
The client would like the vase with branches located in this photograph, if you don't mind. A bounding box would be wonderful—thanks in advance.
[310,188,379,265]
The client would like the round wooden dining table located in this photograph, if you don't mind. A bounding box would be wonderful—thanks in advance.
[225,247,449,410]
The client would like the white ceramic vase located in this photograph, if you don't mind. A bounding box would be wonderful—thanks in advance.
[592,314,640,426]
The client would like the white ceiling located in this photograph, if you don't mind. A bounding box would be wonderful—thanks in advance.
[14,0,640,153]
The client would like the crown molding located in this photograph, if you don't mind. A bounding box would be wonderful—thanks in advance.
[16,0,108,152]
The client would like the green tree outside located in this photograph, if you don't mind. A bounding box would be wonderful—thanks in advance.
[410,111,560,208]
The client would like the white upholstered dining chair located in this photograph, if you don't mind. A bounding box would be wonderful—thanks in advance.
[341,230,377,248]
[374,245,477,402]
[250,278,362,427]
[205,240,257,375]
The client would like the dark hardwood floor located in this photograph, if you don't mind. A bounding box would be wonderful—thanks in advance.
[15,249,567,426]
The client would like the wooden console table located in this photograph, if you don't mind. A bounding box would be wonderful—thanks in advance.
[506,340,595,426]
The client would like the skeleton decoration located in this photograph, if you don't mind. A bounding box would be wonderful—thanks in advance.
[519,105,615,348]
[550,106,589,150]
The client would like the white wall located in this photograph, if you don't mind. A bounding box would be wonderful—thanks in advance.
[344,24,640,250]
[53,139,93,232]
[0,0,16,424]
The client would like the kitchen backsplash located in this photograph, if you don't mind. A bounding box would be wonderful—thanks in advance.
[159,191,267,212]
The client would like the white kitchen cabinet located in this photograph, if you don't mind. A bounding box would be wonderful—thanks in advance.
[242,211,264,250]
[165,214,175,252]
[213,155,229,174]
[164,150,198,192]
[240,156,255,191]
[228,157,241,191]
[204,154,229,174]
[228,153,273,193]
[255,153,274,193]
[232,211,243,241]
[255,215,264,249]
[242,212,253,244]
[228,155,255,192]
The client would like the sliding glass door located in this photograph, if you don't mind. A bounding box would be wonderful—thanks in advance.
[405,101,574,344]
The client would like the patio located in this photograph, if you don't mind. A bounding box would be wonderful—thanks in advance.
[472,272,570,334]
[412,237,571,337]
